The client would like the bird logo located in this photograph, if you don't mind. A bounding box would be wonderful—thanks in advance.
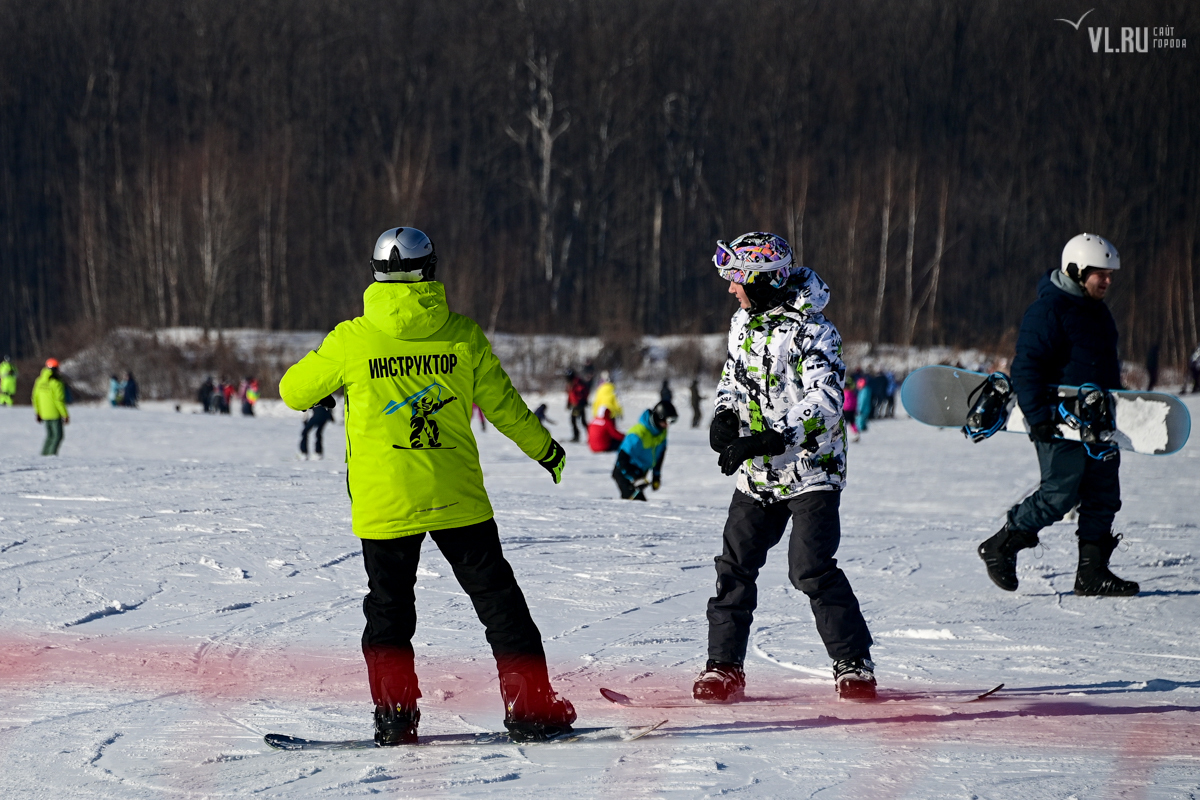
[1054,9,1094,30]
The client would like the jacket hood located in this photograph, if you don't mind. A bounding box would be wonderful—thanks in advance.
[775,267,831,318]
[1046,268,1086,298]
[637,408,663,434]
[363,281,450,339]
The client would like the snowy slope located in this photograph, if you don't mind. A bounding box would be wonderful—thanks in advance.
[1,392,1198,798]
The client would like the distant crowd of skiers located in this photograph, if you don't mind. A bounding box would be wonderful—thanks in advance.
[106,371,140,408]
[197,376,259,416]
[842,370,898,441]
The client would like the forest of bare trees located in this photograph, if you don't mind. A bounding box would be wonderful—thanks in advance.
[2,0,1197,368]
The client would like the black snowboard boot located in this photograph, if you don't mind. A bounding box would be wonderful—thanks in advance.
[1074,533,1139,596]
[373,703,420,746]
[833,656,877,700]
[499,672,577,742]
[977,523,1040,591]
[692,660,746,703]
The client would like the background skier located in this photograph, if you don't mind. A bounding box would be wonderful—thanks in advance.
[590,371,623,421]
[842,377,860,443]
[0,356,17,406]
[32,358,69,455]
[977,233,1136,597]
[565,369,589,442]
[120,371,139,408]
[698,231,875,703]
[612,400,675,500]
[239,376,257,416]
[854,376,872,434]
[689,378,704,428]
[587,407,624,452]
[279,226,574,746]
[299,401,333,460]
[198,376,215,413]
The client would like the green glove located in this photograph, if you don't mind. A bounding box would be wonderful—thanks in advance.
[539,440,566,484]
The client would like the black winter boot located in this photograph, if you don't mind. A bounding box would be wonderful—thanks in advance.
[833,656,877,701]
[373,703,420,746]
[499,672,577,742]
[1074,533,1139,596]
[692,660,746,703]
[977,523,1040,591]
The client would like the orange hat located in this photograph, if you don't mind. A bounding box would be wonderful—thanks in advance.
[45,358,59,368]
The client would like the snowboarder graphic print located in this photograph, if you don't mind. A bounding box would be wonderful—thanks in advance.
[715,267,847,502]
[386,383,458,449]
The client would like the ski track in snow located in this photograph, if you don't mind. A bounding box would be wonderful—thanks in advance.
[1,393,1198,797]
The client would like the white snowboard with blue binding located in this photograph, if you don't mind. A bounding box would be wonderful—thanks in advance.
[900,365,1191,456]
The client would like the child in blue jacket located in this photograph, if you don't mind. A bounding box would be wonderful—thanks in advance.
[612,401,677,500]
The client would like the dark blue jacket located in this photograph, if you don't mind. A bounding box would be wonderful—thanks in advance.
[1012,269,1121,425]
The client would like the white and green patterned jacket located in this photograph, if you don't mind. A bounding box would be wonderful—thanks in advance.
[715,268,847,502]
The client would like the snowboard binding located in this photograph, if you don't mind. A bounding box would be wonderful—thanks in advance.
[962,372,1014,443]
[1057,383,1118,461]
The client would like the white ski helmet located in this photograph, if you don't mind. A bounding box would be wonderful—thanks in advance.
[1061,233,1119,283]
[371,227,437,283]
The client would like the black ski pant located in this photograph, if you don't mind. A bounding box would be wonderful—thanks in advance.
[569,404,585,442]
[361,517,548,708]
[1008,439,1121,543]
[613,468,647,501]
[706,489,872,664]
[300,417,328,455]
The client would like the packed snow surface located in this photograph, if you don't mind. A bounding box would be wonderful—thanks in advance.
[1,390,1198,798]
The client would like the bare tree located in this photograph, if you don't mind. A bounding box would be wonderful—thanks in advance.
[506,50,571,300]
[871,154,894,347]
[189,133,246,333]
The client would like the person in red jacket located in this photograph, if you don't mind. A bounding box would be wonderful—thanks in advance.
[588,407,624,452]
[565,369,590,442]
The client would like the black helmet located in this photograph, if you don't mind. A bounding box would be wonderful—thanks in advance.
[651,401,678,428]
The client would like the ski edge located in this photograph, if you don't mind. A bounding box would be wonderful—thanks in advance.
[599,683,1006,709]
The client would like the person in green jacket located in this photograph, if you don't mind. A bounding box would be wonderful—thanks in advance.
[0,355,17,406]
[279,227,573,746]
[32,358,69,455]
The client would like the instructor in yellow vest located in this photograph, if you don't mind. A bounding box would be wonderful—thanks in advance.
[32,359,69,455]
[0,355,17,406]
[280,227,573,745]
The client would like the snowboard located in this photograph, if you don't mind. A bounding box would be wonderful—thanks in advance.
[900,366,1191,455]
[264,720,667,751]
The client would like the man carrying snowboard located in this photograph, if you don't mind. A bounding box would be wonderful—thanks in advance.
[280,227,574,745]
[977,233,1137,596]
[696,232,876,702]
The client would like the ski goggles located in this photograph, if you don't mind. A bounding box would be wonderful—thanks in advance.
[712,241,793,284]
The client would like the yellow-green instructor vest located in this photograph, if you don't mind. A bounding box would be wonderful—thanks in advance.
[279,281,552,539]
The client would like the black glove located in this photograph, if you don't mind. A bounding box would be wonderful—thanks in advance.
[717,430,786,476]
[316,394,336,410]
[709,409,741,453]
[1028,420,1059,443]
[539,439,566,484]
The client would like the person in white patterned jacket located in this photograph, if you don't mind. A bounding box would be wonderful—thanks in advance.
[693,231,876,702]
